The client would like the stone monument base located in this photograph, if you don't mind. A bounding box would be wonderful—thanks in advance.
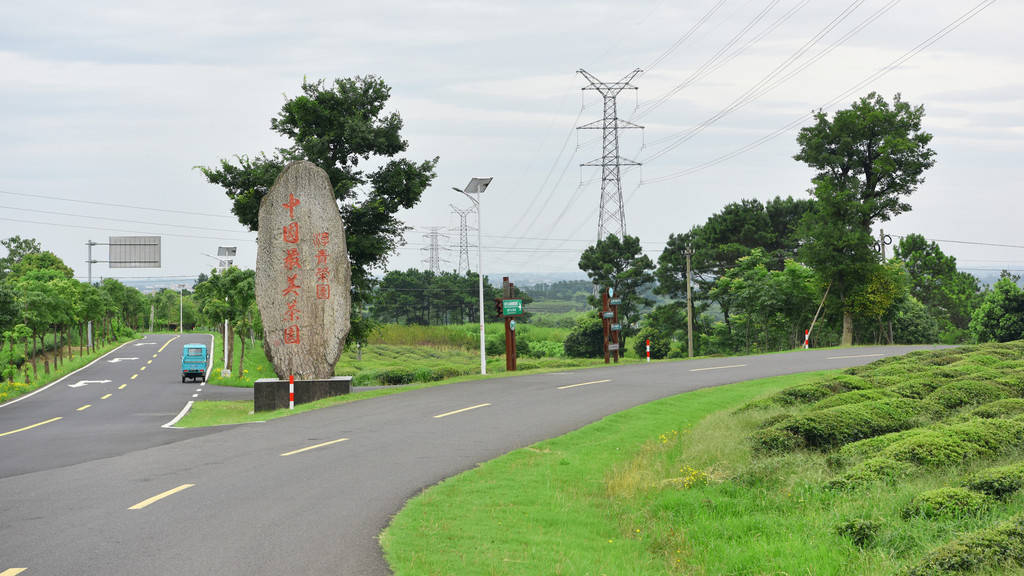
[254,376,352,412]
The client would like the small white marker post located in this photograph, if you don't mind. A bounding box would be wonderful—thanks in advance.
[646,339,651,363]
[289,374,295,410]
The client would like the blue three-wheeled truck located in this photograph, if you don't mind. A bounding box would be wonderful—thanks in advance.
[180,344,208,383]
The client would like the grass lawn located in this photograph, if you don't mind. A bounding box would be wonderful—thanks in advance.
[383,343,1024,575]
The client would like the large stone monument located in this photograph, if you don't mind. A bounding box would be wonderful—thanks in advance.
[254,161,352,409]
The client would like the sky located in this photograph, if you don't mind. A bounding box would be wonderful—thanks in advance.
[1,0,1021,290]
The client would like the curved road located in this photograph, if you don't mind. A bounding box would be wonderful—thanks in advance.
[0,337,944,575]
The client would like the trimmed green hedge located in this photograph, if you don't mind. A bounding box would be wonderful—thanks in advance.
[965,462,1024,499]
[901,487,990,519]
[778,398,924,451]
[905,514,1024,576]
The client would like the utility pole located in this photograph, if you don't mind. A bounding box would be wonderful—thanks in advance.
[577,68,643,241]
[450,204,475,275]
[685,244,694,358]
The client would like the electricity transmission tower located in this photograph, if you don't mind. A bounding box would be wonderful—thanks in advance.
[420,227,448,273]
[577,68,643,242]
[450,204,476,275]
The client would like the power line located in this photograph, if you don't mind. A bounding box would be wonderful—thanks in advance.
[0,205,252,235]
[0,216,254,243]
[0,189,236,219]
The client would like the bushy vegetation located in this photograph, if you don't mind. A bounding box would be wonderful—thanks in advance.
[731,341,1024,573]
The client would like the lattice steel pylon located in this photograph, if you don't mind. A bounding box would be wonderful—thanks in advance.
[577,68,643,241]
[450,204,476,275]
[420,226,449,273]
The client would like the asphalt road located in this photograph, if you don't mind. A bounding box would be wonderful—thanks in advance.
[0,341,946,575]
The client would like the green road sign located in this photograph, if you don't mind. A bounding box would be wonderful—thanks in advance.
[502,299,524,316]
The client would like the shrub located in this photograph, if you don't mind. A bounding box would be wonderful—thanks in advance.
[927,381,1009,411]
[562,314,605,358]
[631,326,670,360]
[749,428,805,455]
[965,463,1024,499]
[779,398,924,451]
[827,456,915,490]
[970,398,1024,419]
[835,518,882,548]
[378,368,415,385]
[902,487,991,519]
[883,419,1024,468]
[813,389,897,410]
[905,515,1024,576]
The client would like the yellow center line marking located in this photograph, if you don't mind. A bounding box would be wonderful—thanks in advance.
[689,364,748,372]
[281,438,349,457]
[131,374,138,380]
[0,417,62,437]
[129,484,195,510]
[119,384,127,389]
[101,394,112,400]
[139,366,146,371]
[157,337,177,353]
[558,379,611,390]
[434,403,491,419]
[152,354,158,358]
[77,405,91,411]
[147,360,153,364]
[827,353,885,360]
[1,568,28,575]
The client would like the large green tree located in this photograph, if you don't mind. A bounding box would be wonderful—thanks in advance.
[199,76,439,343]
[893,233,979,341]
[578,234,655,340]
[970,273,1024,343]
[656,196,813,339]
[794,92,936,345]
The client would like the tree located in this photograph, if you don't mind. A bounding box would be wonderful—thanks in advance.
[0,236,42,281]
[794,92,936,346]
[199,76,439,344]
[193,267,256,373]
[970,273,1024,343]
[578,234,655,339]
[656,196,813,339]
[893,233,979,340]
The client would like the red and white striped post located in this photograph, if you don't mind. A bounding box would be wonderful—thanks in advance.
[646,339,651,363]
[804,330,809,350]
[289,374,295,410]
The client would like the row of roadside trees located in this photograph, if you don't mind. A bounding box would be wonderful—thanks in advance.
[0,236,261,383]
[571,92,1019,357]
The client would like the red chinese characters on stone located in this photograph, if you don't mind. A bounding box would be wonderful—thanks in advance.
[284,300,300,322]
[283,325,301,344]
[282,274,301,297]
[283,193,301,219]
[284,248,301,270]
[316,284,331,300]
[283,222,300,244]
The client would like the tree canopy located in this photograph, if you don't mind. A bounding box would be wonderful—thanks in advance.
[578,234,655,336]
[199,76,439,342]
[794,92,936,345]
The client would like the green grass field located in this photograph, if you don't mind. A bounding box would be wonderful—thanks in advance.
[382,342,1024,575]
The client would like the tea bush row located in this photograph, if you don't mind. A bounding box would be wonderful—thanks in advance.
[905,514,1024,576]
[750,398,924,453]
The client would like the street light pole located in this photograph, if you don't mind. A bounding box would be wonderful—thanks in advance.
[454,178,492,375]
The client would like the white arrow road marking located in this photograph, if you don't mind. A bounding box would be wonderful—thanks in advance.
[108,357,139,363]
[69,380,111,388]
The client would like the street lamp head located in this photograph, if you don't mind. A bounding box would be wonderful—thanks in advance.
[464,177,492,195]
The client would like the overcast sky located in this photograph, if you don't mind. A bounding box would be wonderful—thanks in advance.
[1,0,1020,289]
